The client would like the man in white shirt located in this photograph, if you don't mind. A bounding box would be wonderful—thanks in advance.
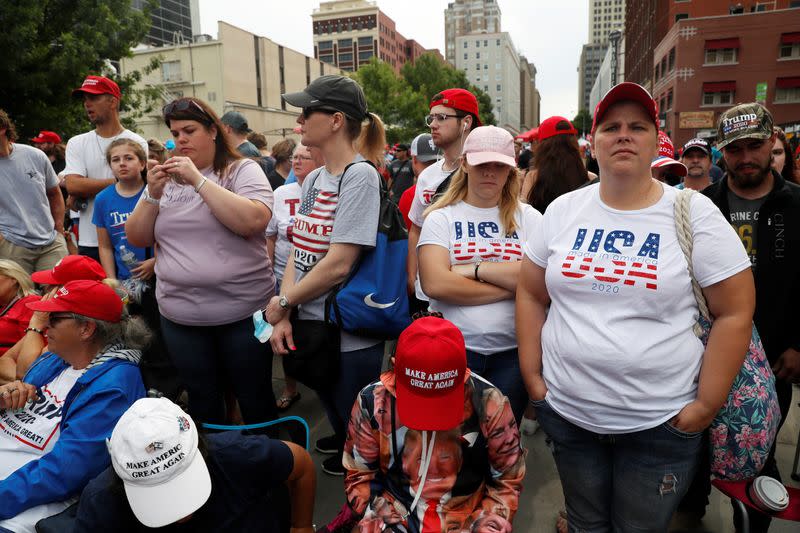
[64,75,147,261]
[406,89,481,303]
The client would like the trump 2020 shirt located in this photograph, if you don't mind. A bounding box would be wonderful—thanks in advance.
[524,183,750,433]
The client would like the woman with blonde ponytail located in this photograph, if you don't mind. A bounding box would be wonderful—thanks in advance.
[266,75,387,476]
[418,126,542,423]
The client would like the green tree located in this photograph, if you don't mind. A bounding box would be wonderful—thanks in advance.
[573,109,593,136]
[0,0,161,140]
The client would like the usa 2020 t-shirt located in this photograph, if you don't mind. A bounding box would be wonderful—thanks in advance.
[418,200,542,354]
[525,183,751,433]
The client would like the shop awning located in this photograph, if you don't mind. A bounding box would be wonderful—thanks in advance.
[776,77,800,89]
[780,33,800,44]
[705,38,740,50]
[703,81,736,93]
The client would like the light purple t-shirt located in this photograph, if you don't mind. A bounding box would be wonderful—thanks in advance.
[152,158,275,326]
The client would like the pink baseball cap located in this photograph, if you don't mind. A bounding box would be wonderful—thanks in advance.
[462,126,516,168]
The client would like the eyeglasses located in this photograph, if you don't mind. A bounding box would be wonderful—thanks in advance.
[162,99,212,123]
[301,107,339,119]
[425,113,464,127]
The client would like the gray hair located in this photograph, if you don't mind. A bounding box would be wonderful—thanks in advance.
[72,313,153,351]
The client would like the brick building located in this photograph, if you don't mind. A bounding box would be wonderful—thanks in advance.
[311,0,442,73]
[652,7,800,147]
[625,0,799,90]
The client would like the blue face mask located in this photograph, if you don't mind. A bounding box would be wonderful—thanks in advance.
[252,310,273,343]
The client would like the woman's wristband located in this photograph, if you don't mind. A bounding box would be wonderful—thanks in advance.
[474,260,485,282]
[194,176,208,193]
[24,327,45,337]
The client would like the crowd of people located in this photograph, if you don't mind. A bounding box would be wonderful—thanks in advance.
[0,69,798,533]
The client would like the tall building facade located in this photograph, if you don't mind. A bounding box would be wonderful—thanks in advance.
[652,8,800,147]
[578,0,626,112]
[456,33,522,131]
[311,0,440,73]
[624,0,799,89]
[121,21,343,146]
[444,0,502,65]
[132,0,200,47]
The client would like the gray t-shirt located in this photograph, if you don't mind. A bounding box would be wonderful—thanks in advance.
[237,140,261,158]
[727,189,767,271]
[292,155,380,352]
[0,143,59,247]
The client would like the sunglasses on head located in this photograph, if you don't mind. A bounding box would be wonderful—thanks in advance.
[162,99,212,123]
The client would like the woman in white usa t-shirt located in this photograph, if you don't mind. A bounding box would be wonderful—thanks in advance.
[418,126,542,423]
[517,83,755,530]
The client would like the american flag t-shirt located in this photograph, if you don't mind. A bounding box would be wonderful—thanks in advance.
[292,187,339,273]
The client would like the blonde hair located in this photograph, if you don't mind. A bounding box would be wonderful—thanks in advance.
[0,260,35,298]
[425,164,522,234]
[349,112,386,167]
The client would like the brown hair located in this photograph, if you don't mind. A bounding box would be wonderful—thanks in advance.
[147,138,167,164]
[774,127,798,184]
[345,112,387,167]
[271,138,297,165]
[425,163,521,234]
[247,131,268,150]
[163,97,241,177]
[106,138,147,166]
[527,133,589,213]
[0,109,18,142]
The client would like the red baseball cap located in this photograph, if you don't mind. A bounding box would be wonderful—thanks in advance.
[31,131,62,144]
[657,131,675,159]
[31,255,107,285]
[72,75,122,100]
[430,88,482,127]
[395,317,468,431]
[27,280,123,322]
[592,82,658,135]
[538,116,578,141]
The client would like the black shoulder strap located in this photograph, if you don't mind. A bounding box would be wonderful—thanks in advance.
[433,167,459,201]
[335,159,382,197]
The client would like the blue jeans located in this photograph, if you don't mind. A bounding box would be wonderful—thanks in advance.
[317,342,385,446]
[466,348,527,423]
[534,398,702,532]
[160,316,277,425]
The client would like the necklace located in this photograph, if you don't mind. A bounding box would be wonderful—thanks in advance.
[95,128,124,158]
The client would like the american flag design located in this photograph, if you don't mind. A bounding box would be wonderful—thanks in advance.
[292,188,339,272]
[449,220,523,264]
[561,228,660,290]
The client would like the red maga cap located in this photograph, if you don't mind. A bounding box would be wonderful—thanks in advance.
[592,82,658,135]
[27,280,123,322]
[31,255,107,285]
[430,88,482,126]
[657,131,675,159]
[72,75,121,99]
[31,131,62,144]
[395,317,467,431]
[538,116,578,141]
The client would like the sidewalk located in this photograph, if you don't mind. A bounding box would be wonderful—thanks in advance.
[273,361,799,531]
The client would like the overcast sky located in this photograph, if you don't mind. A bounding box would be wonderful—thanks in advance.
[199,0,589,120]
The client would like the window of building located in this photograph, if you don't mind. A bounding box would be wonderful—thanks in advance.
[207,91,216,102]
[484,39,488,47]
[495,62,501,69]
[338,39,352,49]
[779,33,800,58]
[660,56,667,76]
[476,40,480,47]
[654,62,660,81]
[497,84,501,91]
[496,39,500,45]
[464,53,468,60]
[161,60,181,82]
[358,36,373,47]
[319,54,333,63]
[476,52,480,59]
[775,77,800,102]
[359,50,373,61]
[476,63,481,70]
[495,73,501,80]
[668,48,675,71]
[675,13,688,22]
[463,41,468,48]
[318,40,333,51]
[667,89,673,110]
[730,4,744,14]
[484,64,488,70]
[705,47,738,64]
[484,85,489,92]
[338,53,353,62]
[702,81,736,106]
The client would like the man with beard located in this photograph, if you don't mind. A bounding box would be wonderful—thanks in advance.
[696,103,800,532]
[64,76,147,261]
[31,131,65,174]
[677,138,712,191]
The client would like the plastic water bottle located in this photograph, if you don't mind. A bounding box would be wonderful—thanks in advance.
[119,245,138,271]
[118,245,146,303]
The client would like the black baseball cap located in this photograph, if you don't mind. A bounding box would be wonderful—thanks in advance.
[282,75,368,121]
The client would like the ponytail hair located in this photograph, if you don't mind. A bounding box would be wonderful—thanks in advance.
[345,112,386,167]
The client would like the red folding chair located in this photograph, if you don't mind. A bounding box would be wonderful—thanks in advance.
[711,479,800,533]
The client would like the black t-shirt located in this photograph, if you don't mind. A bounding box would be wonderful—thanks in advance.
[389,158,414,201]
[73,431,294,532]
[266,168,286,191]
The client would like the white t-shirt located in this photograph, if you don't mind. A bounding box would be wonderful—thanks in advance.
[266,182,302,283]
[64,130,147,247]
[408,159,453,300]
[0,366,84,475]
[524,183,751,433]
[418,201,542,354]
